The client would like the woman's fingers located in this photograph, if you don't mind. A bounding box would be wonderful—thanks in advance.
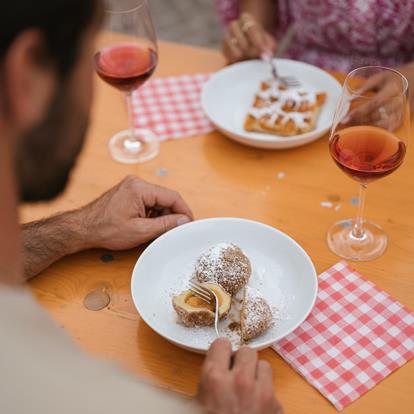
[222,13,277,63]
[229,20,251,55]
[348,77,405,130]
[240,13,266,56]
[223,30,244,63]
[356,72,385,94]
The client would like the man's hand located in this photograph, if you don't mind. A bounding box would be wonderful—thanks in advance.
[21,176,193,280]
[81,175,193,250]
[223,13,277,64]
[197,338,283,414]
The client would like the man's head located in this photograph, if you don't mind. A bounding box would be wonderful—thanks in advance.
[0,0,101,201]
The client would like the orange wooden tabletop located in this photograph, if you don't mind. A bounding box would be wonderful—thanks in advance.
[21,40,414,414]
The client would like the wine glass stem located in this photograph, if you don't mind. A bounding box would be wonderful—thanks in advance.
[125,91,141,145]
[352,183,368,239]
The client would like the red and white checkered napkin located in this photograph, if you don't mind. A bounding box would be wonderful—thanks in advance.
[272,261,414,411]
[131,73,213,140]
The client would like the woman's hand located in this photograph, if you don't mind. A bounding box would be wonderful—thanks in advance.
[222,13,277,64]
[347,63,414,130]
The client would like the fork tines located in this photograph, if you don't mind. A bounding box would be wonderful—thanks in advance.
[189,280,212,304]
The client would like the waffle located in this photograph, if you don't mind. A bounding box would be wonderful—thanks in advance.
[244,79,326,136]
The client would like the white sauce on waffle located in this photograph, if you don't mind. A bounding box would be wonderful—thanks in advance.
[248,79,318,130]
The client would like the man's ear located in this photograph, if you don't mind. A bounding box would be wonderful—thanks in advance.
[2,29,57,131]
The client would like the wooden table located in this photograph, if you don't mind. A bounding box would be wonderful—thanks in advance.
[22,41,414,413]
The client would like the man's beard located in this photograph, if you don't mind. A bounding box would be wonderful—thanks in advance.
[17,85,89,202]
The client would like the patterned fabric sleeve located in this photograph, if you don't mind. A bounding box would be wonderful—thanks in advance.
[213,0,414,72]
[213,0,291,37]
[213,0,239,26]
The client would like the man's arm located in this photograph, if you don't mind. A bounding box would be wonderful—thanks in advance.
[21,175,193,281]
[22,209,89,279]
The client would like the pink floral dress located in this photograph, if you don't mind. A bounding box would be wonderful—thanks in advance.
[214,0,414,72]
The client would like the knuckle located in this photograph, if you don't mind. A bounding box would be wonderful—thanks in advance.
[215,336,231,346]
[171,189,180,199]
[238,346,257,359]
[211,337,231,352]
[124,174,136,183]
[139,220,152,235]
[205,366,223,385]
[160,215,170,233]
[234,370,253,393]
[124,175,141,189]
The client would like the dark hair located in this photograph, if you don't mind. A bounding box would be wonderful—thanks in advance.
[0,0,99,78]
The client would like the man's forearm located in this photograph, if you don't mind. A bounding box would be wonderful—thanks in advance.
[21,210,90,280]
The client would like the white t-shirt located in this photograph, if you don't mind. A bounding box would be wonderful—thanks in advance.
[0,286,203,413]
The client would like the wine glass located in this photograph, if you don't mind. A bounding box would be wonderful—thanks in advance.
[94,0,159,164]
[327,66,410,261]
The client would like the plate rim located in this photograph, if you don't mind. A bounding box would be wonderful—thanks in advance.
[201,58,342,146]
[131,217,319,353]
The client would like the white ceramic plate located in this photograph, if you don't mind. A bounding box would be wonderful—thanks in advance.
[131,218,318,354]
[201,59,342,149]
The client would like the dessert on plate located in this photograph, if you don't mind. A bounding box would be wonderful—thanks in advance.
[172,283,231,327]
[172,243,273,342]
[195,243,251,295]
[240,287,273,342]
[244,79,326,136]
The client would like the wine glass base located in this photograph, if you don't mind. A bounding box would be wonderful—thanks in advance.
[327,219,388,261]
[108,129,160,164]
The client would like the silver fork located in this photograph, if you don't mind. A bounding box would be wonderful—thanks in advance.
[261,52,301,87]
[188,280,220,337]
[261,24,300,87]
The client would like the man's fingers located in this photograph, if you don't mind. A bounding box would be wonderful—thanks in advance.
[256,361,283,413]
[256,360,273,382]
[233,346,258,378]
[142,184,193,219]
[203,338,233,375]
[138,214,190,241]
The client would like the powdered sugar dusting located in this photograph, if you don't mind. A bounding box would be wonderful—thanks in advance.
[196,243,251,295]
[242,287,273,341]
[207,242,232,261]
